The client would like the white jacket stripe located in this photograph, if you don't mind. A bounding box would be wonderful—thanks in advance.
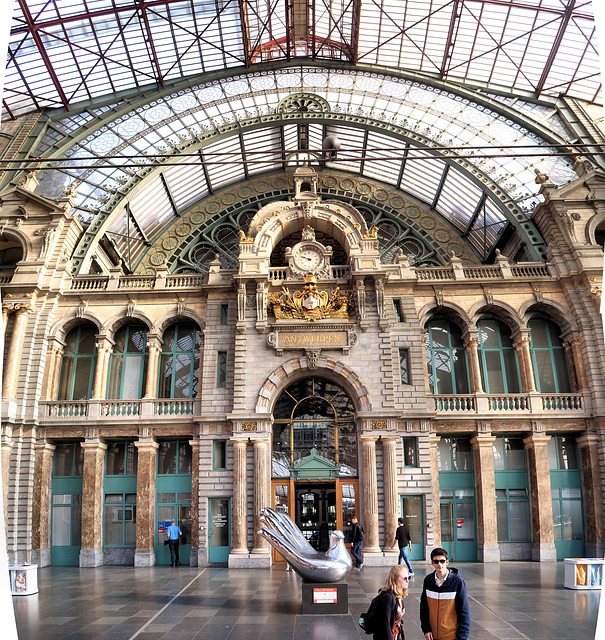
[426,589,457,600]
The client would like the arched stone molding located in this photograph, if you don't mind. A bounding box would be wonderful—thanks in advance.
[469,301,523,334]
[101,310,153,337]
[519,299,577,335]
[0,227,30,263]
[244,195,368,263]
[48,313,102,342]
[152,308,206,336]
[584,208,605,245]
[254,356,372,415]
[417,300,472,332]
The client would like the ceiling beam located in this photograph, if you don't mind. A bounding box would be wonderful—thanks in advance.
[440,0,460,79]
[136,0,164,88]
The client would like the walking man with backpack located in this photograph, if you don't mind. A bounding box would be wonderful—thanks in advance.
[350,515,365,569]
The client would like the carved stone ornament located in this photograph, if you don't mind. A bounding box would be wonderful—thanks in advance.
[371,420,387,430]
[305,348,321,369]
[241,422,258,431]
[347,330,358,346]
[268,275,354,321]
[301,225,316,241]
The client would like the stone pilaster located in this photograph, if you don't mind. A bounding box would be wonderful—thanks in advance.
[563,336,588,391]
[429,435,441,551]
[464,333,484,393]
[513,332,536,393]
[80,440,107,567]
[523,434,556,561]
[361,433,380,556]
[189,438,201,557]
[2,305,8,333]
[134,440,159,566]
[382,436,399,555]
[91,336,112,399]
[144,335,162,399]
[2,305,31,400]
[576,434,604,557]
[1,426,13,526]
[228,438,248,565]
[471,434,500,562]
[49,342,64,400]
[31,441,55,567]
[251,438,271,563]
[41,341,63,400]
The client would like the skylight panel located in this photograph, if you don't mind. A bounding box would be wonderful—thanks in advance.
[203,137,245,191]
[466,197,507,253]
[242,127,282,176]
[130,176,176,240]
[363,131,406,186]
[323,125,364,173]
[107,207,148,267]
[399,148,446,205]
[435,171,484,232]
[164,156,209,210]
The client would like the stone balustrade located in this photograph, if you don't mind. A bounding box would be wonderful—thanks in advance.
[433,392,588,415]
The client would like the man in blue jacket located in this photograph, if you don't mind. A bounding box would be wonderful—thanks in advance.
[165,520,182,566]
[420,547,470,640]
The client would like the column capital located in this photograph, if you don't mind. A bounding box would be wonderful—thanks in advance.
[523,434,551,448]
[470,434,496,447]
[360,433,379,444]
[576,434,601,448]
[81,440,107,453]
[134,440,159,452]
[34,441,56,454]
[380,434,400,446]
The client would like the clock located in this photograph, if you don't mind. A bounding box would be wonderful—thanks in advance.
[288,241,331,277]
[295,248,322,271]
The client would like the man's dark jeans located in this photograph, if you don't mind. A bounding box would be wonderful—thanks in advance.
[168,540,180,566]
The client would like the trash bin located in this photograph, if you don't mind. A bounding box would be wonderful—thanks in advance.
[564,558,604,590]
[8,564,38,596]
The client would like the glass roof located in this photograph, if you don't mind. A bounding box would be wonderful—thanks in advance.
[28,66,580,271]
[5,0,601,119]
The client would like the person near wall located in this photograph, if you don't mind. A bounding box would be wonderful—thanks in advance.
[391,517,415,576]
[349,515,365,569]
[165,519,182,567]
[371,564,410,640]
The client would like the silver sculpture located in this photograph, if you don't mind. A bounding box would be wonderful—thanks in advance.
[258,507,352,583]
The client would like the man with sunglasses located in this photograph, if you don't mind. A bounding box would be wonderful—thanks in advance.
[420,548,470,640]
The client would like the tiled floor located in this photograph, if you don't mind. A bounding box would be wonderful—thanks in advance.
[12,562,602,640]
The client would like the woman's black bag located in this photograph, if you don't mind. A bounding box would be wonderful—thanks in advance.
[359,591,382,634]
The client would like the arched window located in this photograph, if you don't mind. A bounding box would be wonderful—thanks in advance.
[477,319,520,394]
[272,377,357,476]
[425,320,470,394]
[107,324,148,399]
[0,238,23,268]
[158,324,200,398]
[57,326,97,400]
[528,319,571,393]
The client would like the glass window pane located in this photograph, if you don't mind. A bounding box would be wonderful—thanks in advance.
[495,489,507,498]
[157,493,176,503]
[125,493,137,504]
[72,505,82,546]
[434,350,454,394]
[496,501,509,541]
[106,443,125,475]
[72,357,93,400]
[561,488,581,499]
[509,501,530,540]
[505,439,526,470]
[158,441,177,474]
[547,438,558,469]
[178,442,192,474]
[210,499,229,547]
[124,506,136,545]
[552,500,562,540]
[553,350,571,392]
[122,355,143,399]
[493,438,505,471]
[126,443,138,475]
[403,438,416,466]
[437,439,452,471]
[214,440,226,469]
[453,439,472,471]
[455,489,474,499]
[177,492,192,503]
[173,354,193,398]
[455,503,475,541]
[440,503,453,541]
[54,444,75,476]
[503,350,520,393]
[559,438,578,470]
[484,351,505,393]
[159,353,173,398]
[453,349,470,394]
[57,356,74,400]
[104,506,123,545]
[535,350,556,393]
[562,500,584,540]
[107,355,123,399]
[509,489,528,498]
[52,507,71,546]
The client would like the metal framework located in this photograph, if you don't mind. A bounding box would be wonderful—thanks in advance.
[5,0,601,119]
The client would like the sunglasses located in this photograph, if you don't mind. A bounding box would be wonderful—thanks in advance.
[432,559,447,564]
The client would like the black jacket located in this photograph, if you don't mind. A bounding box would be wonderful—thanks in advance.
[372,589,402,640]
[351,522,364,544]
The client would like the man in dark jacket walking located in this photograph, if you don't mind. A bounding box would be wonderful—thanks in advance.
[350,516,365,569]
[391,517,415,575]
[420,547,470,640]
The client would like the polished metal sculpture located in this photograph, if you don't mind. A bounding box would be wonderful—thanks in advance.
[258,507,353,583]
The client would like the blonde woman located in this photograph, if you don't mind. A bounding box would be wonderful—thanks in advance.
[372,564,410,640]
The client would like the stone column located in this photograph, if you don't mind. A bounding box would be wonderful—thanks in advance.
[251,438,270,562]
[382,436,399,555]
[513,332,536,393]
[429,435,441,549]
[2,305,8,333]
[361,434,380,555]
[576,434,604,557]
[134,440,159,566]
[523,434,556,561]
[31,442,56,567]
[471,433,499,562]
[563,336,588,391]
[1,426,12,526]
[464,333,484,393]
[144,335,162,399]
[2,305,31,400]
[189,438,201,562]
[91,336,112,399]
[41,341,64,400]
[229,438,248,565]
[195,334,204,399]
[80,440,107,567]
[49,342,65,400]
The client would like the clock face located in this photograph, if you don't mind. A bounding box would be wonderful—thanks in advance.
[296,248,322,270]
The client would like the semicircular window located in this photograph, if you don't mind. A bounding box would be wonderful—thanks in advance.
[272,377,356,477]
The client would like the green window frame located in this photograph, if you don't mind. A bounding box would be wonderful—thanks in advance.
[393,299,404,322]
[158,324,200,398]
[477,319,521,394]
[107,324,148,399]
[547,436,579,470]
[402,437,417,467]
[425,321,470,394]
[399,349,410,385]
[221,304,229,325]
[57,325,97,401]
[213,440,227,470]
[217,351,227,388]
[103,493,136,547]
[552,487,584,541]
[528,319,571,393]
[496,488,531,542]
[437,437,473,471]
[492,437,527,471]
[157,440,193,475]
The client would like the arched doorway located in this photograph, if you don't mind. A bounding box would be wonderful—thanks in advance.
[270,377,359,563]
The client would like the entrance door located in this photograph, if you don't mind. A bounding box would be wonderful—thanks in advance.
[51,493,82,565]
[400,496,424,561]
[208,498,230,564]
[155,495,192,565]
[440,491,476,561]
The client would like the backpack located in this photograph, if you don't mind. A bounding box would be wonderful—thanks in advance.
[358,525,365,541]
[358,591,382,635]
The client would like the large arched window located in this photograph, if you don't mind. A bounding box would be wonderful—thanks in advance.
[158,324,200,398]
[425,320,470,394]
[57,325,97,400]
[528,319,571,393]
[107,324,148,399]
[272,377,357,476]
[477,319,521,394]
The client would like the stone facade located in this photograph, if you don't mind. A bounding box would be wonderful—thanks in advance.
[1,166,605,568]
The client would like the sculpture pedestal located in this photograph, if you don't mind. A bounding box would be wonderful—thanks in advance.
[301,581,348,614]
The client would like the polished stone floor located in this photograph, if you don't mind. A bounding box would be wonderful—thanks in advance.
[12,562,602,640]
